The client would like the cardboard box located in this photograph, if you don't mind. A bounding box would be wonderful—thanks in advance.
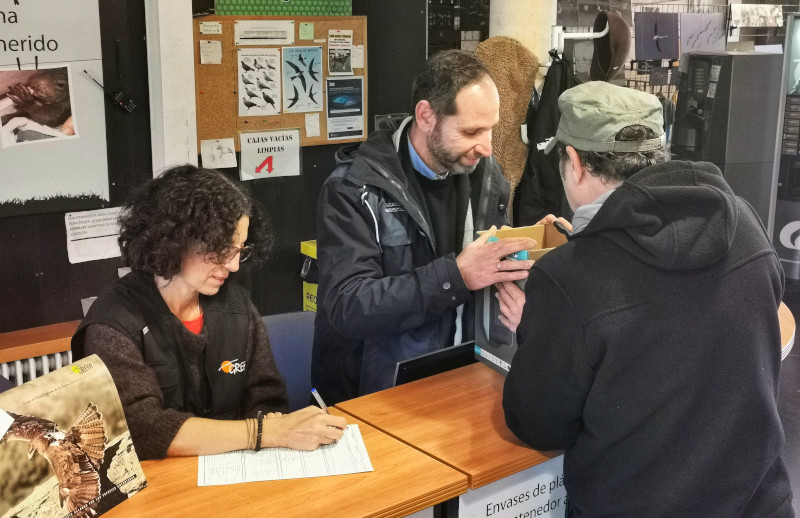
[301,240,318,312]
[473,224,568,374]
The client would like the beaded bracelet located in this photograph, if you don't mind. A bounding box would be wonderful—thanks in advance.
[254,410,264,452]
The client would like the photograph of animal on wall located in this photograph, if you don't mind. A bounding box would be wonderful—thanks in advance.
[0,66,77,148]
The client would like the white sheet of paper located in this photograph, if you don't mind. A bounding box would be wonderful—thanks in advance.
[0,409,13,439]
[351,45,365,68]
[201,138,237,168]
[305,113,320,137]
[197,424,373,486]
[65,207,122,264]
[200,40,222,65]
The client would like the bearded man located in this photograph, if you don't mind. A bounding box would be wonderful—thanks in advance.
[311,50,535,402]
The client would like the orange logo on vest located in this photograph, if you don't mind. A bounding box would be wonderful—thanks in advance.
[218,359,246,375]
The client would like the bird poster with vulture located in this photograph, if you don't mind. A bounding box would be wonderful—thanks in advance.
[0,355,147,518]
[282,46,322,114]
[238,47,281,117]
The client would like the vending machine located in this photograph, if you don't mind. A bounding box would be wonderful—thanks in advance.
[773,14,800,279]
[672,51,782,234]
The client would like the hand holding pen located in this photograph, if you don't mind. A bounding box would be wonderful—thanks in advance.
[259,405,346,450]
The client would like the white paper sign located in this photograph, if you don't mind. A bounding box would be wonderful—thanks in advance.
[65,207,122,264]
[199,22,222,35]
[239,129,301,181]
[458,455,566,518]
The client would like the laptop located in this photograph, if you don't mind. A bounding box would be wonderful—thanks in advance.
[393,341,477,386]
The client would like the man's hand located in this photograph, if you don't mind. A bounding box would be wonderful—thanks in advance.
[496,281,526,333]
[456,226,536,291]
[537,214,573,232]
[262,406,347,451]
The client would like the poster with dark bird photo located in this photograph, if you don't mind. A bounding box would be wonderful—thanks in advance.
[0,66,77,148]
[282,46,322,114]
[0,355,147,518]
[238,47,281,117]
[635,12,680,61]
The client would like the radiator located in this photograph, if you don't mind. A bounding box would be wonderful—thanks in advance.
[0,351,72,387]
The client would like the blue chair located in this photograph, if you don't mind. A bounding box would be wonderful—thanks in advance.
[263,311,316,412]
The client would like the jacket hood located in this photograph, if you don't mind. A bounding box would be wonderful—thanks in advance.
[581,161,738,270]
[334,116,412,176]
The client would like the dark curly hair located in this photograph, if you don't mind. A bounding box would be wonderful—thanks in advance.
[557,125,669,183]
[118,164,271,279]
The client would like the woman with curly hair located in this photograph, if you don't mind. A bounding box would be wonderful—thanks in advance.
[71,165,345,460]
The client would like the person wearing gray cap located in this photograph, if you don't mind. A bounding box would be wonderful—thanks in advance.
[503,81,793,517]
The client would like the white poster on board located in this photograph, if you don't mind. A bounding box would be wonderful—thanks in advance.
[0,0,108,218]
[239,129,300,181]
[282,46,323,113]
[238,48,281,116]
[326,76,364,140]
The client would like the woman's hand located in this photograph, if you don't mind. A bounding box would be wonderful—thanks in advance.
[261,406,346,451]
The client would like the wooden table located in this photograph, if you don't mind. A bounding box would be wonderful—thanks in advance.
[103,409,467,518]
[336,363,560,489]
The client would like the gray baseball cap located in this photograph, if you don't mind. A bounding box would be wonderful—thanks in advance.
[544,81,666,154]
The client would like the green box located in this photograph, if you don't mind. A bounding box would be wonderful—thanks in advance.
[215,0,351,16]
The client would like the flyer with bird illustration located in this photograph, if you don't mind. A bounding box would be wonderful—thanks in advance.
[238,47,282,117]
[0,355,147,518]
[282,46,323,114]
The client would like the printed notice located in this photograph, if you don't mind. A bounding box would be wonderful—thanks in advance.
[198,424,374,486]
[326,76,364,140]
[235,20,295,46]
[328,29,353,75]
[65,207,122,264]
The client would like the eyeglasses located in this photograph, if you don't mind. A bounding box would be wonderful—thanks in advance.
[206,243,254,265]
[227,243,254,263]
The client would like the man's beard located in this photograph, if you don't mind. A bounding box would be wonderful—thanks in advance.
[428,124,478,176]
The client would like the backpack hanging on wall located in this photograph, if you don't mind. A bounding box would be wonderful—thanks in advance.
[513,50,580,226]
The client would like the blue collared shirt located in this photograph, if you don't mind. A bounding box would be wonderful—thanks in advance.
[408,139,448,180]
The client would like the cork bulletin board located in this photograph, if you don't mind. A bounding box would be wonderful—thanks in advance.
[192,15,367,150]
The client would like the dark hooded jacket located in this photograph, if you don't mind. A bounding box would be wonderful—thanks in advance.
[312,117,510,404]
[504,161,793,517]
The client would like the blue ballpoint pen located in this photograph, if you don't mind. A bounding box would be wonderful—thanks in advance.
[311,388,329,414]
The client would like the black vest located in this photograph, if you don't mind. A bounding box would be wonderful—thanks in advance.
[72,271,250,419]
